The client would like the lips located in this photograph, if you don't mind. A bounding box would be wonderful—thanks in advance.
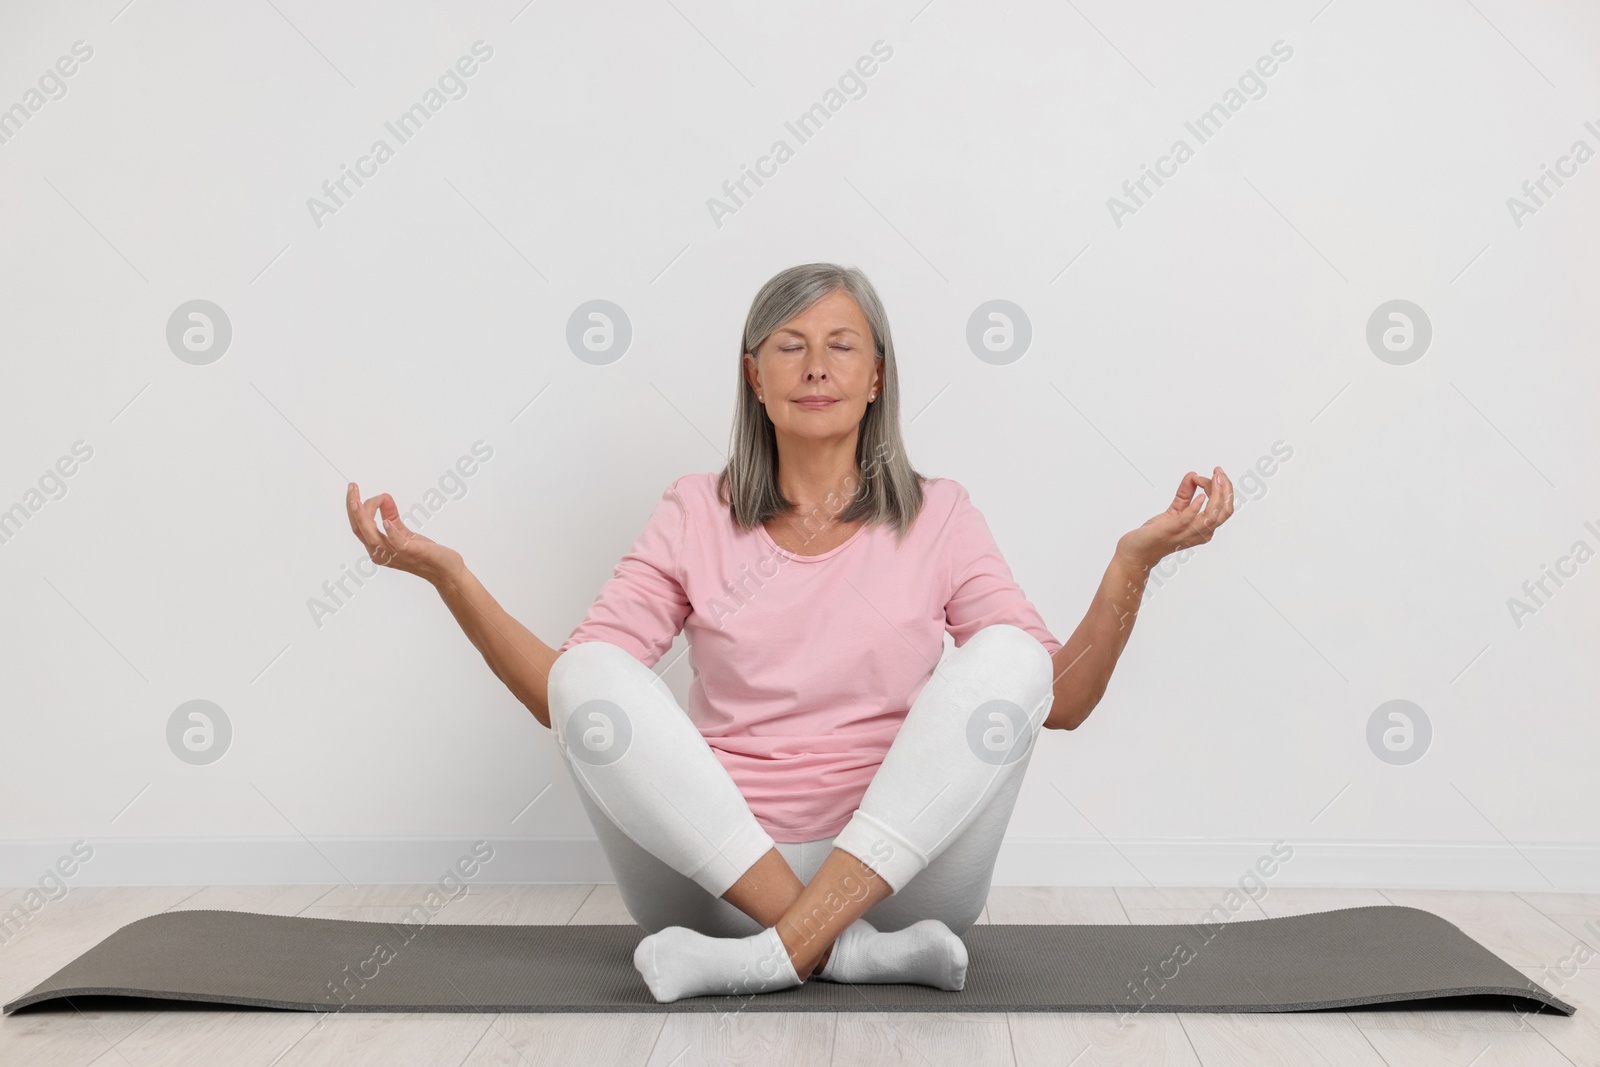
[793,396,838,408]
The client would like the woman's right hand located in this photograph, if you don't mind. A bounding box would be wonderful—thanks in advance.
[346,482,464,586]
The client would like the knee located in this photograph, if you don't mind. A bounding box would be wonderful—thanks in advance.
[548,640,633,712]
[965,623,1050,669]
[547,640,650,752]
[944,626,1053,758]
[962,625,1053,701]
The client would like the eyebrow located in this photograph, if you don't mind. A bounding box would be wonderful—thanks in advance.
[773,327,863,339]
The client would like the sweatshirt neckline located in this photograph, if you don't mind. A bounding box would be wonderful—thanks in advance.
[756,519,871,563]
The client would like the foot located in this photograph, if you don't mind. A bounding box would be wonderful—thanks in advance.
[816,918,969,990]
[633,925,802,1003]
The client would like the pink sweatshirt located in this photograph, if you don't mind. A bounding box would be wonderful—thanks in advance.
[559,472,1060,842]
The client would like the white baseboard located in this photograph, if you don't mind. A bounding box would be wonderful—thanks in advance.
[2,837,1597,893]
[990,839,1600,893]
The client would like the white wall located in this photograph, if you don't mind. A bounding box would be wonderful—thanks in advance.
[1,0,1597,893]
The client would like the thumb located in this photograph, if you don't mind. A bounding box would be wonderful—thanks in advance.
[377,496,413,541]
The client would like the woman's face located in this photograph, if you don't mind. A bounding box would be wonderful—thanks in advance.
[743,289,882,444]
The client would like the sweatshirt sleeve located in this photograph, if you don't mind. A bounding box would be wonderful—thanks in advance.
[942,481,1061,655]
[558,478,691,668]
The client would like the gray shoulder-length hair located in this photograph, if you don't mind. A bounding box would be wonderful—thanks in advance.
[717,263,926,540]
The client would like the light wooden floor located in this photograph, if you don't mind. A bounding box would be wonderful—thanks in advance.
[1,884,1596,1065]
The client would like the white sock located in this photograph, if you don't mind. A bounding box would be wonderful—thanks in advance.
[633,925,802,1003]
[817,918,969,990]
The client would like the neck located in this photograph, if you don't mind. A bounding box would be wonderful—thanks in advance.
[773,429,862,518]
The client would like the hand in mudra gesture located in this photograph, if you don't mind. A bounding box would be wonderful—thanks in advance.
[1115,466,1235,571]
[345,482,464,585]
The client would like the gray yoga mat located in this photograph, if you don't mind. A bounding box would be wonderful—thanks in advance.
[3,905,1575,1015]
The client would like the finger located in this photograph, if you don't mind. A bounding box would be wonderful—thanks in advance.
[1209,467,1235,526]
[347,482,380,548]
[355,493,400,564]
[375,494,415,545]
[1164,489,1203,537]
[1168,472,1202,512]
[346,482,365,537]
[1195,467,1227,528]
[1175,486,1207,532]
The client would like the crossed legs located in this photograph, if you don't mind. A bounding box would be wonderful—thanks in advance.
[547,623,1055,999]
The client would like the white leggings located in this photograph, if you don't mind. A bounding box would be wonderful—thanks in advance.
[547,623,1055,937]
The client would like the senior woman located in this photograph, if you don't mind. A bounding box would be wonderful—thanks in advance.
[345,262,1234,1003]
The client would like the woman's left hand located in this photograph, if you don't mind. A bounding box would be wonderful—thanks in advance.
[1115,467,1235,570]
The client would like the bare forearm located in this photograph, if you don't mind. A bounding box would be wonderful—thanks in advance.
[431,563,561,728]
[1044,550,1150,730]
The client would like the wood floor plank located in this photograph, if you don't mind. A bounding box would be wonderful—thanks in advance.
[1,887,211,1065]
[459,1013,664,1066]
[164,885,338,917]
[1251,888,1391,917]
[1516,891,1600,915]
[266,1012,493,1067]
[1008,1012,1201,1066]
[1344,1001,1537,1034]
[1179,1011,1390,1066]
[1531,912,1600,962]
[568,884,636,925]
[831,1012,1013,1066]
[438,884,593,925]
[0,1001,158,1067]
[1115,887,1265,911]
[646,1010,835,1066]
[311,884,471,909]
[1514,961,1600,1066]
[88,1008,321,1067]
[985,887,1128,925]
[1357,1026,1575,1066]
